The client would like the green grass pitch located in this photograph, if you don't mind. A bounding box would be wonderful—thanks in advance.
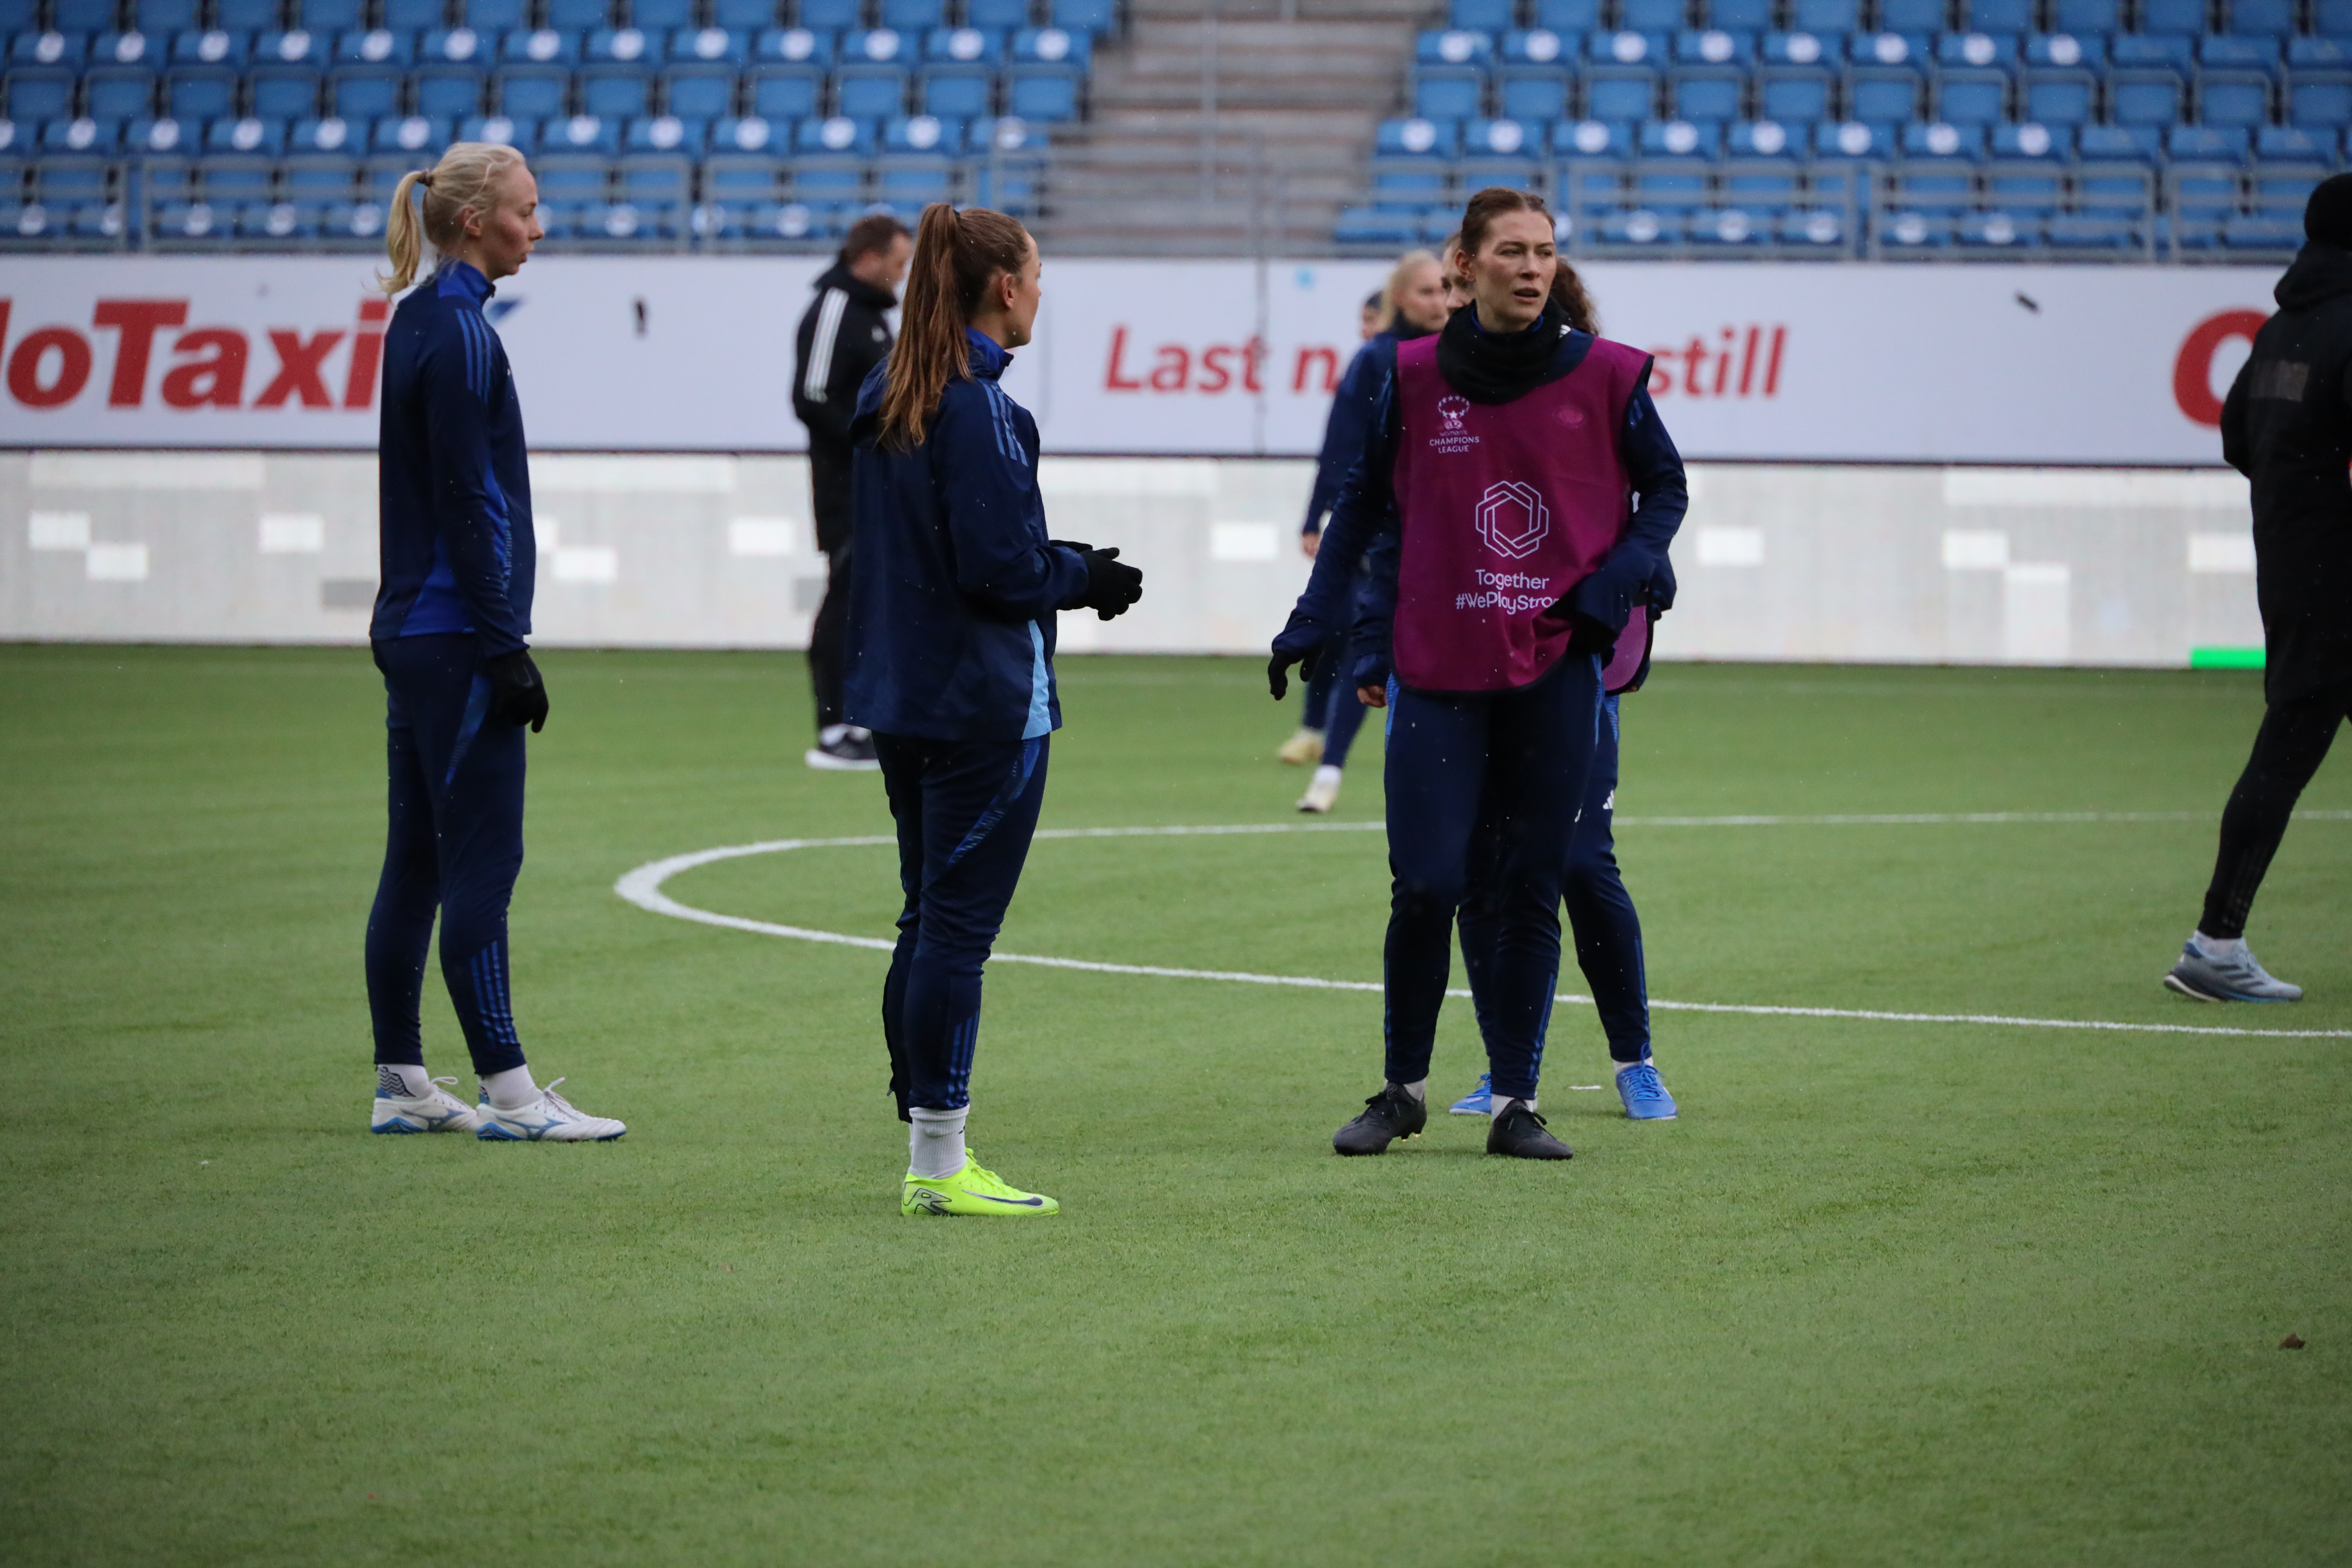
[2,644,2348,1566]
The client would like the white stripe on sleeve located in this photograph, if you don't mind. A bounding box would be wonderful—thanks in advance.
[803,289,848,403]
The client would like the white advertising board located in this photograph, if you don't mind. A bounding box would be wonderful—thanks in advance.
[0,254,2278,463]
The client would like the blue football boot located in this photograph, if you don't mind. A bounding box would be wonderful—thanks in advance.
[1615,1062,1678,1121]
[1447,1072,1492,1116]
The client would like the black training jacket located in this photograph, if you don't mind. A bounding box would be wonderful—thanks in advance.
[792,262,897,554]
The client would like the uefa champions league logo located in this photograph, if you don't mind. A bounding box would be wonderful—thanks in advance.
[1437,395,1470,431]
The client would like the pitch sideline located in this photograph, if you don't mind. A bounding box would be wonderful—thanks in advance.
[614,819,2352,1041]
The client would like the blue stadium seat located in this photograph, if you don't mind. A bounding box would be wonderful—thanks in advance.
[2228,0,2294,32]
[1706,0,1769,27]
[42,117,119,151]
[927,25,1002,62]
[493,64,566,119]
[8,31,86,68]
[635,0,695,29]
[798,0,861,28]
[2168,124,2248,160]
[2050,0,2119,31]
[2021,70,2093,124]
[2290,73,2352,128]
[1727,117,1798,153]
[1760,30,1831,67]
[545,108,619,150]
[2198,74,2272,127]
[1377,115,1457,158]
[583,63,651,118]
[669,27,749,63]
[2254,124,2332,160]
[2317,0,2352,34]
[1847,30,1928,69]
[546,0,612,30]
[838,64,908,118]
[1639,117,1719,155]
[169,30,246,66]
[2110,72,2182,126]
[1589,28,1664,64]
[756,24,833,62]
[2026,31,2105,69]
[341,29,416,65]
[881,0,942,27]
[844,25,913,64]
[163,65,236,119]
[584,26,657,64]
[1533,0,1600,31]
[884,109,957,149]
[1990,118,2068,156]
[1878,209,1951,251]
[1049,0,1113,32]
[2078,122,2162,159]
[1463,114,1538,156]
[1582,68,1656,120]
[288,113,362,149]
[419,27,492,65]
[1413,70,1483,120]
[1449,0,1512,29]
[2169,162,2240,248]
[1936,71,2007,123]
[135,0,200,31]
[384,0,448,28]
[2200,35,2282,83]
[967,0,1032,27]
[1499,71,1567,120]
[2136,0,2204,37]
[1757,67,1829,124]
[1335,205,1420,247]
[1674,28,1753,63]
[1620,0,1687,31]
[796,110,872,152]
[1937,32,2016,72]
[1669,67,1741,122]
[1965,0,2029,32]
[52,0,120,31]
[1010,24,1086,63]
[1789,0,1858,34]
[716,0,780,26]
[414,65,484,116]
[1499,27,1570,65]
[215,0,283,31]
[1005,63,1074,118]
[84,65,157,123]
[1903,119,1986,157]
[1876,0,1942,34]
[1418,28,1494,66]
[919,64,992,117]
[1368,161,1445,208]
[328,64,401,118]
[1812,118,1889,156]
[709,111,787,149]
[1554,115,1631,154]
[250,62,324,119]
[300,0,362,30]
[749,63,820,116]
[664,63,736,118]
[1847,70,1920,124]
[369,111,448,150]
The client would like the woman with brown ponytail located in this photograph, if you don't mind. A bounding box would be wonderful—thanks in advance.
[841,202,1143,1218]
[363,144,624,1143]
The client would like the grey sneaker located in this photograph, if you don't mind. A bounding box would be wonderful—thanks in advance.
[2164,939,2304,1003]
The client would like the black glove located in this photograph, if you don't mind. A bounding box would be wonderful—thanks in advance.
[484,649,548,733]
[1564,612,1618,659]
[1648,551,1677,618]
[1074,545,1143,621]
[1267,620,1326,700]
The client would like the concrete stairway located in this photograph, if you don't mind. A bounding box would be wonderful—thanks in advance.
[1031,0,1434,255]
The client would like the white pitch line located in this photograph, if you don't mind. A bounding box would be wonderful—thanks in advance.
[612,826,2352,1041]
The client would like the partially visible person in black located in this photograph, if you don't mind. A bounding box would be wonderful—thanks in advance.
[2164,173,2352,1004]
[793,212,912,771]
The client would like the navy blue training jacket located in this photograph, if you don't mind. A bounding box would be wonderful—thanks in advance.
[370,261,535,655]
[842,329,1092,743]
[1301,323,1430,535]
[1283,319,1687,689]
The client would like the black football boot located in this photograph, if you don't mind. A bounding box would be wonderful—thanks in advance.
[1486,1099,1573,1160]
[1332,1083,1428,1155]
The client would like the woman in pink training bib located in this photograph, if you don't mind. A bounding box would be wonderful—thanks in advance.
[1269,187,1688,1161]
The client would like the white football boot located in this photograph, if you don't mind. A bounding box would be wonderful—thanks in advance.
[371,1074,488,1135]
[1297,764,1343,814]
[474,1078,627,1142]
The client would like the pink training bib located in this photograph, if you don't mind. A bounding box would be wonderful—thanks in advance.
[1390,332,1647,693]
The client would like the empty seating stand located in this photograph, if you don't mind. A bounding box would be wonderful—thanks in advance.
[1335,0,2352,259]
[0,0,1104,250]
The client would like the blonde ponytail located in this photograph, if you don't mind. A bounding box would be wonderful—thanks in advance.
[376,141,529,295]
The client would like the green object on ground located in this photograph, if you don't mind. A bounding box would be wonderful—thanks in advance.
[2,648,2347,1566]
[2191,646,2267,670]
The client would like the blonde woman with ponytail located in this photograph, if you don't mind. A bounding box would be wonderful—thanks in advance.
[840,202,1143,1219]
[362,143,618,1143]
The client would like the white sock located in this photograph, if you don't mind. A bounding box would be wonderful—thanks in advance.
[1312,763,1342,785]
[1491,1095,1535,1120]
[1397,1079,1426,1102]
[2192,930,2245,961]
[1616,1058,1651,1076]
[908,1106,969,1178]
[819,723,850,747]
[481,1065,538,1110]
[379,1064,432,1098]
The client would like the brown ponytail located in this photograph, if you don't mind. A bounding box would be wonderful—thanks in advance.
[876,202,1033,449]
[1453,186,1600,336]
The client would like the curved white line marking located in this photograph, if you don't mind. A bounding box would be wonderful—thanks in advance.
[614,822,2352,1041]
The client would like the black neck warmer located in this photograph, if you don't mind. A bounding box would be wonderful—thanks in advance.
[1436,301,1568,404]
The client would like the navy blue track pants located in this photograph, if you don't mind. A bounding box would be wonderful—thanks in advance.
[1381,653,1604,1102]
[1461,691,1650,1065]
[364,632,530,1076]
[874,732,1050,1117]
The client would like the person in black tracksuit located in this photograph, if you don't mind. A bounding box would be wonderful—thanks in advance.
[844,202,1143,1217]
[793,213,911,770]
[2165,174,2352,1004]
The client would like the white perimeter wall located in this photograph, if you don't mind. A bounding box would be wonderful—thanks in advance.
[0,451,2262,667]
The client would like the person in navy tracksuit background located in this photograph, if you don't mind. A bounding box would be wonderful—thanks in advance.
[845,202,1143,1217]
[363,142,624,1144]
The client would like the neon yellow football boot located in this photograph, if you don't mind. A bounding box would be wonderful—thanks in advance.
[901,1153,1060,1217]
